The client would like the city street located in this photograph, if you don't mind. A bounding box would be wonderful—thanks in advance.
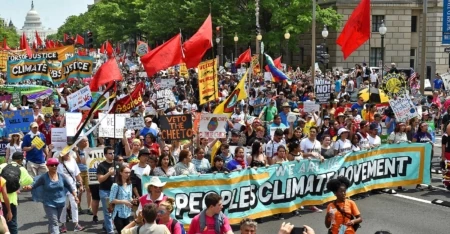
[17,138,450,234]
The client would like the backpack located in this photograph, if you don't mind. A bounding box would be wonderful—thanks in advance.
[170,219,186,234]
[365,66,371,76]
[1,164,21,193]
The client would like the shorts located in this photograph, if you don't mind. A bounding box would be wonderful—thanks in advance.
[80,171,89,187]
[89,184,100,201]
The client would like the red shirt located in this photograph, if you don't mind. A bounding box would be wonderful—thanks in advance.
[39,122,55,145]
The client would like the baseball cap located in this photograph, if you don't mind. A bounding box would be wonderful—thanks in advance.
[30,122,38,128]
[12,152,24,160]
[46,158,59,166]
[369,123,378,130]
[139,148,151,157]
[337,128,349,136]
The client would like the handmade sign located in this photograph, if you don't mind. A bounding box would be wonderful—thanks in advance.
[142,143,431,227]
[61,55,95,79]
[125,117,145,130]
[160,79,176,89]
[159,114,193,140]
[380,72,407,99]
[86,147,105,185]
[41,107,53,116]
[314,78,332,103]
[179,63,188,77]
[98,113,130,138]
[67,86,93,111]
[389,95,418,123]
[51,128,67,151]
[6,58,52,83]
[303,102,320,114]
[3,109,34,134]
[32,136,45,150]
[199,114,227,138]
[65,112,83,137]
[136,41,149,57]
[198,59,219,105]
[154,89,176,110]
[111,82,145,113]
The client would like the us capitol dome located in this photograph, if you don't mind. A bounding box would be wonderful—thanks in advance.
[16,1,57,45]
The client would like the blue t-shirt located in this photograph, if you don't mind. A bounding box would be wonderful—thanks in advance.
[279,111,289,126]
[139,127,157,138]
[335,79,342,93]
[22,133,46,164]
[385,117,396,135]
[351,103,364,115]
[434,79,444,89]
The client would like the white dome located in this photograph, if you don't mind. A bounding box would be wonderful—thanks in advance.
[22,1,43,29]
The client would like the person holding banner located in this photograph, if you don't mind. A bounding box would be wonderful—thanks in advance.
[334,128,352,156]
[207,156,230,174]
[174,150,198,175]
[226,147,247,171]
[137,177,168,215]
[247,141,268,167]
[192,148,211,174]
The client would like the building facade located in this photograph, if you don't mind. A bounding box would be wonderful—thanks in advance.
[296,0,446,77]
[16,1,56,44]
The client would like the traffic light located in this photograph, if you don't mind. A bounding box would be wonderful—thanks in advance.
[316,43,329,64]
[87,31,94,49]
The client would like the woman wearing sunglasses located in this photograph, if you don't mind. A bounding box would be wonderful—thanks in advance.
[157,197,184,234]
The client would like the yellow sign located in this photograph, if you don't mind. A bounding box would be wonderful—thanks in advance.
[41,107,53,116]
[380,72,407,98]
[1,46,75,70]
[32,136,45,150]
[197,59,218,105]
[179,63,188,77]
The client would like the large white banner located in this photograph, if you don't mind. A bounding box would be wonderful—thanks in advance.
[98,113,130,138]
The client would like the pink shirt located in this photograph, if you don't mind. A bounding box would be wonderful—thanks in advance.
[160,218,182,234]
[188,213,232,234]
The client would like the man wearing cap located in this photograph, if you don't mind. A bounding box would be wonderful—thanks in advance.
[0,152,33,234]
[22,122,49,177]
[139,116,158,138]
[39,113,55,145]
[279,103,291,126]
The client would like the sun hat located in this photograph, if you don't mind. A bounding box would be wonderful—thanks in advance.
[146,177,166,187]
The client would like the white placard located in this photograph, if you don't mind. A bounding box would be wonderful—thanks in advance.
[389,96,418,123]
[199,114,228,138]
[160,79,176,89]
[98,113,130,138]
[287,114,297,123]
[303,102,320,114]
[264,72,272,81]
[51,128,67,152]
[153,89,176,110]
[138,72,148,78]
[67,86,93,111]
[125,117,145,130]
[65,113,83,137]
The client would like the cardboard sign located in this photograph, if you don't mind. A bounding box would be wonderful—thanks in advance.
[41,107,53,116]
[32,136,45,150]
[86,147,105,185]
[65,112,83,137]
[67,86,93,111]
[314,78,331,103]
[3,109,34,134]
[197,59,218,105]
[160,79,176,89]
[51,128,67,152]
[303,102,320,114]
[159,114,193,140]
[98,113,130,138]
[154,89,176,110]
[389,96,418,123]
[199,114,227,138]
[125,117,145,130]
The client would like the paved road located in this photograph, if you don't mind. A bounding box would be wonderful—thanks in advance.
[17,135,449,234]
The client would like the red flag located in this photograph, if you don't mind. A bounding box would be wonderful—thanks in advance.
[64,33,69,43]
[32,41,37,50]
[182,14,212,68]
[336,0,371,60]
[20,33,32,57]
[141,33,182,78]
[235,48,252,65]
[100,43,105,54]
[116,42,121,54]
[50,40,55,48]
[89,59,123,91]
[78,48,87,56]
[105,41,113,57]
[2,37,10,50]
[264,56,282,72]
[75,34,85,45]
[35,31,43,47]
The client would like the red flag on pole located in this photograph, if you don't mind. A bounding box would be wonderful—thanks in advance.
[20,33,32,57]
[64,33,69,43]
[105,41,113,57]
[264,56,282,72]
[2,37,10,50]
[100,43,105,54]
[116,42,121,54]
[182,14,212,68]
[89,59,123,91]
[235,48,252,65]
[75,34,85,45]
[336,0,371,60]
[35,31,43,47]
[32,41,37,50]
[141,33,183,78]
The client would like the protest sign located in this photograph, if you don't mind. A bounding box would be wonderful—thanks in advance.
[154,89,176,110]
[136,41,149,57]
[6,58,53,83]
[303,102,320,114]
[198,59,219,105]
[48,62,65,85]
[98,113,130,138]
[61,55,95,79]
[3,109,34,134]
[125,117,145,130]
[86,147,105,185]
[160,79,176,89]
[199,114,227,138]
[159,114,193,140]
[179,63,188,77]
[11,92,20,106]
[67,86,93,111]
[142,143,431,227]
[7,45,74,62]
[111,82,144,113]
[65,113,82,137]
[32,136,45,150]
[388,96,418,123]
[83,92,109,111]
[41,107,53,116]
[314,78,331,103]
[51,128,67,151]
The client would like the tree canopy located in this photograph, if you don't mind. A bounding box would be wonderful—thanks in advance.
[0,24,19,48]
[54,0,341,55]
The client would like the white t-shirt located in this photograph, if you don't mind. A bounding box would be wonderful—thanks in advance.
[300,138,321,154]
[334,139,352,155]
[370,73,378,83]
[57,157,80,187]
[368,135,381,147]
[357,132,370,149]
[131,164,151,179]
[6,143,22,160]
[265,139,286,158]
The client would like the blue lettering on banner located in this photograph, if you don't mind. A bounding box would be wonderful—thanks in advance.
[3,109,34,135]
[142,143,431,227]
[443,0,450,44]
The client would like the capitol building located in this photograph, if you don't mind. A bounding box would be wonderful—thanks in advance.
[16,1,56,44]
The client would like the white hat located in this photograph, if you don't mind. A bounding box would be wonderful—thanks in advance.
[337,128,349,136]
[146,177,166,187]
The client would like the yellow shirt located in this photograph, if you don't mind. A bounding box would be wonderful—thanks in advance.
[0,162,34,205]
[303,120,316,135]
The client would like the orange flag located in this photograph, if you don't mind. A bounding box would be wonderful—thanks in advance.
[89,59,123,91]
[336,0,371,60]
[182,14,212,68]
[141,33,182,78]
[235,48,252,65]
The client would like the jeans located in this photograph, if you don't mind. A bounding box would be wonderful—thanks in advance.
[43,205,63,234]
[100,189,114,234]
[2,203,17,234]
[60,192,79,223]
[114,216,132,234]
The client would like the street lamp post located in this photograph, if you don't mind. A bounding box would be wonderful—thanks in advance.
[257,33,262,71]
[284,31,290,67]
[321,25,328,70]
[379,20,387,73]
[234,33,239,62]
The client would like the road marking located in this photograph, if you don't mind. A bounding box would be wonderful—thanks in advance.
[421,183,449,192]
[393,194,432,204]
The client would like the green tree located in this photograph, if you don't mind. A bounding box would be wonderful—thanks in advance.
[0,25,19,48]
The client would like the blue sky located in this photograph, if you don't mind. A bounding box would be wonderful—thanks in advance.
[0,0,93,30]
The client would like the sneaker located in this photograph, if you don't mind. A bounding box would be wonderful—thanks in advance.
[93,215,98,223]
[416,185,424,191]
[74,224,85,232]
[397,186,408,192]
[428,185,436,191]
[79,208,88,215]
[309,206,323,213]
[60,225,67,233]
[87,209,93,215]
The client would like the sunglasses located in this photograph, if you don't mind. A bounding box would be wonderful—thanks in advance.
[157,210,167,215]
[47,164,58,167]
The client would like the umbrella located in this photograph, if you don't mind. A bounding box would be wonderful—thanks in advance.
[358,87,389,103]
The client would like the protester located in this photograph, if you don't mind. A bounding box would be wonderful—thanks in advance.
[157,197,184,234]
[207,157,230,174]
[137,177,168,215]
[121,203,170,234]
[174,149,198,175]
[96,146,115,234]
[5,134,21,164]
[153,153,177,177]
[226,147,247,170]
[110,166,134,233]
[131,149,151,198]
[22,122,49,177]
[192,148,211,174]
